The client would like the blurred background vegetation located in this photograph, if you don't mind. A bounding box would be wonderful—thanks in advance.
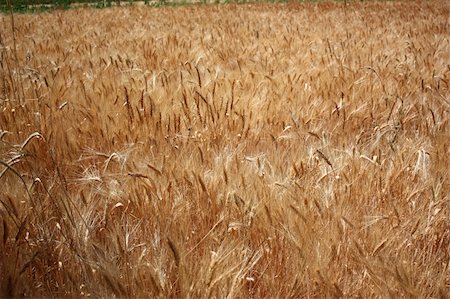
[1,0,157,11]
[0,0,311,13]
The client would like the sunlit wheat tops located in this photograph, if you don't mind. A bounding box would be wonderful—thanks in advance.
[0,1,449,297]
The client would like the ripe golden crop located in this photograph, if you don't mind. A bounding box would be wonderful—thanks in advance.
[0,1,448,297]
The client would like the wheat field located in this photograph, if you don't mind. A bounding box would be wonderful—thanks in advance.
[0,1,449,297]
